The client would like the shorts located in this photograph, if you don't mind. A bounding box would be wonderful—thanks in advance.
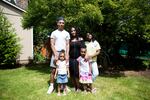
[50,54,56,68]
[50,51,61,68]
[56,74,68,84]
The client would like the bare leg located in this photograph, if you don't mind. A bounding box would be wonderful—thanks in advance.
[88,84,92,93]
[47,68,56,94]
[63,84,67,95]
[57,84,61,96]
[82,84,86,92]
[50,68,56,83]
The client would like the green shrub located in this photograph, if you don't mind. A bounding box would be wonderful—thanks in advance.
[0,9,21,65]
[33,52,46,63]
[142,60,150,70]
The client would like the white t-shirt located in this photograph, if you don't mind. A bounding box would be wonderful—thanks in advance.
[50,29,70,51]
[56,60,69,74]
[77,56,90,73]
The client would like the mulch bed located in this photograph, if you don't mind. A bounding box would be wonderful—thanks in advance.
[121,70,150,79]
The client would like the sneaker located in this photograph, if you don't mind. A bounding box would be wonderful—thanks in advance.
[66,86,71,92]
[83,90,88,94]
[47,86,54,94]
[75,88,80,92]
[92,88,97,93]
[63,92,67,96]
[57,93,61,96]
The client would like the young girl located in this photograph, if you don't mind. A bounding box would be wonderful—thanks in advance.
[54,50,70,96]
[77,45,93,93]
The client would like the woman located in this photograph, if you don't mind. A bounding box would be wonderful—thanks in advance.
[85,32,101,81]
[69,27,84,91]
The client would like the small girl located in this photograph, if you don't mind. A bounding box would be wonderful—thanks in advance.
[77,45,93,93]
[54,50,70,96]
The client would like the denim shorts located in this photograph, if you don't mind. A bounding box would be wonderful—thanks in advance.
[50,51,61,68]
[56,74,68,84]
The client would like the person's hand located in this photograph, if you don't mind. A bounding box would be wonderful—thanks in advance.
[67,74,70,78]
[85,55,90,61]
[54,75,57,79]
[54,52,59,60]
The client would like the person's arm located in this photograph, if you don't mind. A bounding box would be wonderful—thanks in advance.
[54,61,58,79]
[65,39,70,61]
[90,49,100,57]
[66,61,70,78]
[67,67,70,78]
[54,68,58,79]
[78,63,80,79]
[77,57,80,78]
[89,41,101,58]
[51,38,58,60]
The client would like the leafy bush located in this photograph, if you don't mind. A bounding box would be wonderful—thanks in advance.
[0,10,21,65]
[142,60,150,70]
[33,52,46,63]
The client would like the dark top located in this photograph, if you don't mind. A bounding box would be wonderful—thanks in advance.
[69,38,84,77]
[69,39,84,59]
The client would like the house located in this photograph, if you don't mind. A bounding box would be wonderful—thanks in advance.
[0,0,33,64]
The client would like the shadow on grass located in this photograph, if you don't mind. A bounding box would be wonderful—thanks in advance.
[25,63,50,74]
[0,64,21,69]
[25,63,75,88]
[99,68,126,78]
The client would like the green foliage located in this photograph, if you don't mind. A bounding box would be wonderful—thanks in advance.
[22,0,104,31]
[22,0,150,65]
[33,27,50,46]
[33,52,46,63]
[22,0,104,47]
[142,60,150,69]
[0,10,21,65]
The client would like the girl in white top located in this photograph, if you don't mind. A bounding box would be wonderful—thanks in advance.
[54,50,70,96]
[77,45,93,93]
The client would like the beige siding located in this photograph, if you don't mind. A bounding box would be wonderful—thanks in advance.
[0,1,33,64]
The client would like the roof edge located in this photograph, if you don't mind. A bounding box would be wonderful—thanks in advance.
[2,0,26,12]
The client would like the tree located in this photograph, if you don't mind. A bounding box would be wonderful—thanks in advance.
[22,0,150,68]
[0,10,21,66]
[99,0,150,69]
[22,0,104,46]
[100,0,150,51]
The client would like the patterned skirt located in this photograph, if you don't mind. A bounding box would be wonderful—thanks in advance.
[79,72,92,84]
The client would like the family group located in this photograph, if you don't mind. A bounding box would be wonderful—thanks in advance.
[47,17,101,96]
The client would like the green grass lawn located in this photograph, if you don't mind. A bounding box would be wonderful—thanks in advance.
[0,64,150,100]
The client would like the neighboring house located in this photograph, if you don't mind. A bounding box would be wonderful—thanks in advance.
[0,0,33,64]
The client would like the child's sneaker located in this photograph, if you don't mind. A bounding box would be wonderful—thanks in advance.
[66,86,71,92]
[47,86,54,94]
[57,93,61,96]
[83,90,88,94]
[63,92,67,96]
[74,88,80,92]
[92,88,97,93]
